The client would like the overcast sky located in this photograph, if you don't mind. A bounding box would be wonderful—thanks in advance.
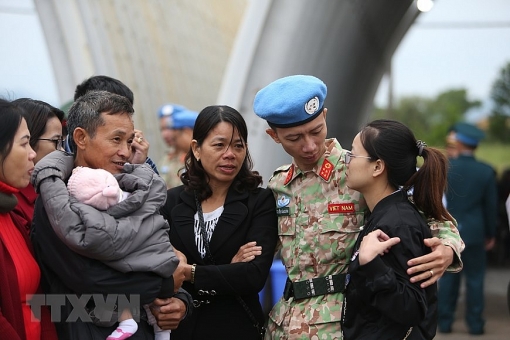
[0,0,59,106]
[1,0,509,118]
[375,0,510,117]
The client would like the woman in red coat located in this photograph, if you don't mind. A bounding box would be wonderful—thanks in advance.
[0,99,57,340]
[9,98,65,238]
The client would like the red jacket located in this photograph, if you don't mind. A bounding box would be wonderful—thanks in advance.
[1,181,57,340]
[11,184,38,240]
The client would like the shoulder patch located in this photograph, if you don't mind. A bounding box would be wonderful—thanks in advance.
[319,158,334,181]
[269,164,293,183]
[284,165,294,185]
[273,163,292,174]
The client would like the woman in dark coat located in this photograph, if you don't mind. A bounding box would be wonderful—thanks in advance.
[160,105,278,339]
[341,119,454,340]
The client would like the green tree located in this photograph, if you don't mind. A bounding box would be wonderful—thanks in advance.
[427,89,481,144]
[488,61,510,143]
[374,89,480,146]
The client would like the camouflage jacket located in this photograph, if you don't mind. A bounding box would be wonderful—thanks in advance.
[158,151,184,189]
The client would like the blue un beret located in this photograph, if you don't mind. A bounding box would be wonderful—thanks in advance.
[253,75,327,128]
[451,122,485,147]
[171,109,198,129]
[157,103,186,119]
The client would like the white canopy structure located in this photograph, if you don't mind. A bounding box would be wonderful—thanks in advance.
[35,0,419,179]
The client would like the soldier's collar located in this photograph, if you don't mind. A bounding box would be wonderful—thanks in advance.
[284,139,341,186]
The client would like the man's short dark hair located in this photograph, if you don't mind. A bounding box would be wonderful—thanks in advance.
[67,90,134,154]
[74,75,134,104]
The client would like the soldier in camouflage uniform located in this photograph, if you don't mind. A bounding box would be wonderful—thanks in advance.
[159,148,185,188]
[157,104,197,189]
[253,75,464,339]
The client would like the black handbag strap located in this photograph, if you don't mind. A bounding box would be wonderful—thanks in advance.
[194,192,264,337]
[194,192,215,264]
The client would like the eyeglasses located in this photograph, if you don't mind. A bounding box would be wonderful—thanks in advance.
[344,151,372,164]
[38,137,64,150]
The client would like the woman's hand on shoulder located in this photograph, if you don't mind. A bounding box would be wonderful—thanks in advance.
[358,229,400,266]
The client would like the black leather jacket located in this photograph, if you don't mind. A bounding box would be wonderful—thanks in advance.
[341,190,437,340]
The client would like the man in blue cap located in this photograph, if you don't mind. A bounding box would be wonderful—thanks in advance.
[438,122,498,335]
[170,109,199,156]
[157,103,188,188]
[166,109,199,186]
[253,75,464,339]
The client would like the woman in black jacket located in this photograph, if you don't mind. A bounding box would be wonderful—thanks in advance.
[160,105,278,339]
[341,119,454,340]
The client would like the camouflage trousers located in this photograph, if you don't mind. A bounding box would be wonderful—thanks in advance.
[264,316,343,340]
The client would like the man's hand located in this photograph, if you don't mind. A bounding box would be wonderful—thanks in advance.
[407,237,454,288]
[231,241,262,263]
[150,297,186,330]
[175,249,187,264]
[128,129,149,164]
[358,230,400,266]
[172,250,187,292]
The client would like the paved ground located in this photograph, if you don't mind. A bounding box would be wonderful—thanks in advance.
[434,265,510,339]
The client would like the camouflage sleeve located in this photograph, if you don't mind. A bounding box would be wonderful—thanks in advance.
[268,180,284,256]
[428,217,465,273]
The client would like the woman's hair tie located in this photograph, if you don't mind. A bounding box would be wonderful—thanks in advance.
[416,140,427,156]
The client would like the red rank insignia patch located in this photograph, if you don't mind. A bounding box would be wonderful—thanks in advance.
[328,203,355,214]
[319,159,333,181]
[284,165,294,185]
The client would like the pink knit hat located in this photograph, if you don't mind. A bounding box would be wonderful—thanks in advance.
[67,167,122,210]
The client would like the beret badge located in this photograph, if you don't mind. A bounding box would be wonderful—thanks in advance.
[305,96,320,115]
